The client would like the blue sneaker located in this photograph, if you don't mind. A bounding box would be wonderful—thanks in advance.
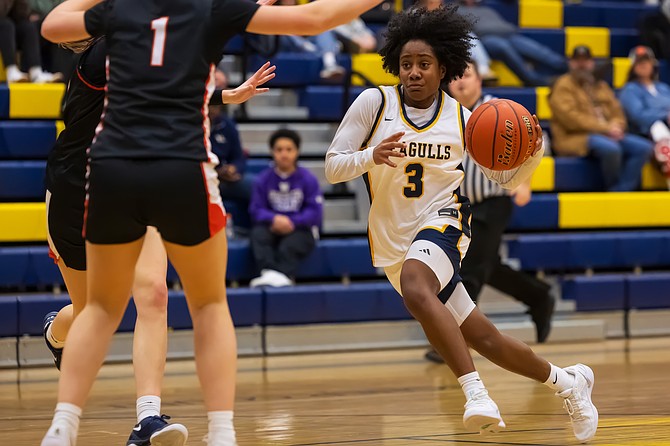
[127,415,188,446]
[43,311,63,370]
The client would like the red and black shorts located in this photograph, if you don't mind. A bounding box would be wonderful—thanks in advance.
[84,158,226,246]
[46,181,87,271]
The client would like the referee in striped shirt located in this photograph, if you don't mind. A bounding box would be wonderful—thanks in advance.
[426,61,555,362]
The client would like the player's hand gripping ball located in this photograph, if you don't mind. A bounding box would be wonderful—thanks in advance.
[465,99,539,171]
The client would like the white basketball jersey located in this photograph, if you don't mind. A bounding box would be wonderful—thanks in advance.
[364,85,470,267]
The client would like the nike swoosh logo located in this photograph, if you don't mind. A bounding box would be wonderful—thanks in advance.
[552,374,558,385]
[384,117,393,121]
[133,426,142,432]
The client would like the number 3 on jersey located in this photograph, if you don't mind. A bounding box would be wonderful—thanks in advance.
[403,163,424,198]
[150,17,169,67]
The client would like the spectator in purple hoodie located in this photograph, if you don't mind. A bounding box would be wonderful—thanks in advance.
[249,128,324,287]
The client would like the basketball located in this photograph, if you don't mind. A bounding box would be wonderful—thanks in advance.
[464,99,538,171]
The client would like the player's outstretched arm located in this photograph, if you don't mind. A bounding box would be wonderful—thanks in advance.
[247,0,384,36]
[41,0,102,43]
[219,61,276,105]
[478,115,545,190]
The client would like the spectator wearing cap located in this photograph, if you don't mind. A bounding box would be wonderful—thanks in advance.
[620,46,670,188]
[549,45,654,192]
[619,46,670,136]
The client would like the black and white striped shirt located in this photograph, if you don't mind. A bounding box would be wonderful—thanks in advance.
[460,94,507,205]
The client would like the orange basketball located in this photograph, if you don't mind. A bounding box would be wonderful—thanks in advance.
[464,99,538,171]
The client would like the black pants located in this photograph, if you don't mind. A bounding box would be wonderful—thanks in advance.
[0,1,40,70]
[250,225,315,277]
[461,196,550,306]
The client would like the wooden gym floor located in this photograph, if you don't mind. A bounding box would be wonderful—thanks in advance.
[1,337,669,445]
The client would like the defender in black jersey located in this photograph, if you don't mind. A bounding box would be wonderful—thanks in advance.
[43,35,276,446]
[40,0,384,444]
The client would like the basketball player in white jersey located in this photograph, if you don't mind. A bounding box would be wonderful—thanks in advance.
[325,5,598,442]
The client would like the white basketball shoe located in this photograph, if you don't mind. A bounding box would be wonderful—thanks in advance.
[463,389,506,434]
[558,363,598,443]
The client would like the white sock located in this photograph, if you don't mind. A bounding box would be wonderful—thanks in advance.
[323,52,337,68]
[457,371,486,400]
[49,402,82,443]
[47,324,65,348]
[544,363,575,393]
[208,411,236,443]
[136,395,161,422]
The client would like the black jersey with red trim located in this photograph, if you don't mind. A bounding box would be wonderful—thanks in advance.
[83,0,259,161]
[46,38,107,192]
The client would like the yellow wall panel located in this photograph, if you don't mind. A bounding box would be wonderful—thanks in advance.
[490,61,522,87]
[612,57,632,89]
[519,0,563,29]
[535,86,552,120]
[351,54,398,87]
[9,83,65,119]
[0,203,47,242]
[0,57,5,82]
[530,156,555,191]
[641,162,668,190]
[565,27,610,58]
[559,192,670,228]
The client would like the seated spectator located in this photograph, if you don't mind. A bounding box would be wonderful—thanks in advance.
[619,46,670,187]
[638,0,670,63]
[29,0,75,81]
[456,0,566,86]
[277,0,346,81]
[333,18,377,54]
[619,46,670,136]
[549,45,654,192]
[1,0,61,82]
[249,129,323,287]
[417,0,497,84]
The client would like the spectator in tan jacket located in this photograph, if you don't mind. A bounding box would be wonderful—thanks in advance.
[549,45,653,191]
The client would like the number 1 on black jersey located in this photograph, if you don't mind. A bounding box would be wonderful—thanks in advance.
[150,17,169,67]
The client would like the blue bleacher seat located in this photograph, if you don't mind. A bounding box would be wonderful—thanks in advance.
[0,297,18,337]
[519,29,565,57]
[568,233,619,269]
[227,239,256,281]
[615,232,669,268]
[264,282,405,325]
[507,235,570,270]
[564,3,656,29]
[562,274,626,311]
[0,247,31,288]
[249,53,323,87]
[508,193,559,230]
[609,29,640,57]
[627,273,670,309]
[299,86,366,120]
[0,121,55,159]
[0,161,46,199]
[14,288,263,337]
[325,239,377,277]
[17,294,71,335]
[245,158,270,175]
[29,246,64,287]
[554,157,604,192]
[486,87,537,114]
[507,231,670,271]
[0,85,8,119]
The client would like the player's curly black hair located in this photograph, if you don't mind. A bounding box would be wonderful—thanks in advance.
[380,4,474,83]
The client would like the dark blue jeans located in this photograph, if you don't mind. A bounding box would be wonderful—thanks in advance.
[588,133,654,191]
[480,34,567,86]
